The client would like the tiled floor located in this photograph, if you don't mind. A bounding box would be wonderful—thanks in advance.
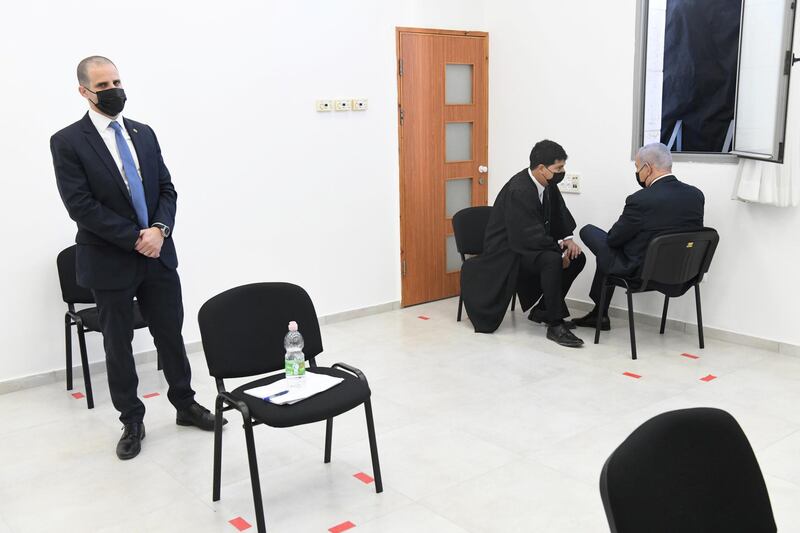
[1,298,799,532]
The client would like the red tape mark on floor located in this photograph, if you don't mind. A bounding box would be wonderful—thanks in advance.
[353,472,374,484]
[228,517,252,531]
[71,392,85,399]
[418,315,430,320]
[329,522,356,533]
[143,392,160,399]
[681,353,700,359]
[700,374,717,382]
[623,372,642,379]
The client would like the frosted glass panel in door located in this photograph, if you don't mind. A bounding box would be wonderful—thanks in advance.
[446,64,473,104]
[446,235,461,272]
[446,178,473,218]
[446,122,473,162]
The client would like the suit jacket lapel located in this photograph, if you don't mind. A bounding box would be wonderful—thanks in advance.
[123,118,149,197]
[80,113,133,203]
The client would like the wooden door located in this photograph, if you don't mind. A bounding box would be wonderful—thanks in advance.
[397,28,489,307]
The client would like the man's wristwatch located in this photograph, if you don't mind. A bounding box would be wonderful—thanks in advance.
[151,223,171,238]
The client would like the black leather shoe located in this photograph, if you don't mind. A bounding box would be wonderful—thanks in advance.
[176,402,227,431]
[117,422,145,460]
[574,312,610,331]
[546,323,585,347]
[528,309,577,329]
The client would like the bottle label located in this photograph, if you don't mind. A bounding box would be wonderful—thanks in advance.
[285,359,306,378]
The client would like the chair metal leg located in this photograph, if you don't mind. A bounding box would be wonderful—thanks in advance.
[627,291,637,360]
[76,326,94,409]
[364,399,383,493]
[457,296,463,322]
[595,279,609,344]
[324,418,333,464]
[242,413,267,533]
[65,314,73,391]
[212,395,225,502]
[659,296,670,334]
[511,294,516,311]
[695,284,705,349]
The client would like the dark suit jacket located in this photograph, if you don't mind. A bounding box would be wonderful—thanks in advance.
[51,113,178,290]
[461,168,576,332]
[607,175,704,276]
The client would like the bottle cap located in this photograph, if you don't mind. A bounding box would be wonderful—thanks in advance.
[288,321,298,332]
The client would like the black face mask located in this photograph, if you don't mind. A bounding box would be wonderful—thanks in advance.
[634,165,648,189]
[549,171,566,186]
[85,87,127,116]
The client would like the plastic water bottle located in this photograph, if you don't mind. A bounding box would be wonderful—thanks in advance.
[284,321,306,386]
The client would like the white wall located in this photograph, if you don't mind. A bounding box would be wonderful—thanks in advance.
[0,0,487,382]
[485,0,800,346]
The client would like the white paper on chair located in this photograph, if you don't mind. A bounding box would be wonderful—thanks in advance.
[243,372,344,405]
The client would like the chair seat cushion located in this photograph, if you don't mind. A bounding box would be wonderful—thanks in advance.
[77,302,148,332]
[231,367,371,428]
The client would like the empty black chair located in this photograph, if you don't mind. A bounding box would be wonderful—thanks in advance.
[594,228,719,359]
[197,282,383,533]
[452,206,516,321]
[56,245,152,409]
[600,408,776,533]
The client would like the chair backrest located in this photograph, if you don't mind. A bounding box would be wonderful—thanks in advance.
[452,206,493,256]
[600,408,776,533]
[197,282,324,379]
[56,245,94,305]
[639,228,719,288]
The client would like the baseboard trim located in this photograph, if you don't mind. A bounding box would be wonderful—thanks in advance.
[0,301,400,396]
[565,298,798,356]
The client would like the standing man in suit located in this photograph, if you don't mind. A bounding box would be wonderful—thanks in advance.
[51,56,225,460]
[461,140,586,347]
[575,143,705,330]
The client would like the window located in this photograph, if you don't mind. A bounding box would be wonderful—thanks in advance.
[633,0,797,163]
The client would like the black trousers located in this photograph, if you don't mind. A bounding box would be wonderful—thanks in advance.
[579,224,617,316]
[521,250,586,324]
[92,258,195,424]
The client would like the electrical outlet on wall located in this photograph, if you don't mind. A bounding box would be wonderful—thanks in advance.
[335,99,352,111]
[316,100,333,112]
[558,173,581,194]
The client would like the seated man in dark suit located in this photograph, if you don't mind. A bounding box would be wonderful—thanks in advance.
[575,143,705,330]
[462,140,586,347]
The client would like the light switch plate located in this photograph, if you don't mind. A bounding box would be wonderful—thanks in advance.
[558,173,581,194]
[335,99,352,111]
[352,98,368,111]
[316,100,333,112]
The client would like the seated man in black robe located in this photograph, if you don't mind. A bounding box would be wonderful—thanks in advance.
[575,143,705,330]
[461,140,586,347]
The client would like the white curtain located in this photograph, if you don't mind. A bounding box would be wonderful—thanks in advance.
[732,68,800,207]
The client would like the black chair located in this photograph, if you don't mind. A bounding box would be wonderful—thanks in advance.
[600,408,776,533]
[452,206,516,322]
[56,245,154,409]
[594,228,719,359]
[197,282,383,533]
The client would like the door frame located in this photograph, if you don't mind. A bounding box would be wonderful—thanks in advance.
[396,27,489,308]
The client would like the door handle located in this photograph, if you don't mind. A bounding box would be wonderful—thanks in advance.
[478,165,488,173]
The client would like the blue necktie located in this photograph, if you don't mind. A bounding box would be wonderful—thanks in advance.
[109,121,149,228]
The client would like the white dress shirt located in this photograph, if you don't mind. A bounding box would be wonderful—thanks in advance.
[528,168,573,246]
[87,107,142,193]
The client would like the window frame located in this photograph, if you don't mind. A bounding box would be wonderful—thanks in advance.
[631,0,745,164]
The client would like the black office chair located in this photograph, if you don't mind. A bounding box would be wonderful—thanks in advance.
[452,206,516,322]
[600,408,776,533]
[197,282,383,533]
[594,228,719,359]
[56,245,154,409]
